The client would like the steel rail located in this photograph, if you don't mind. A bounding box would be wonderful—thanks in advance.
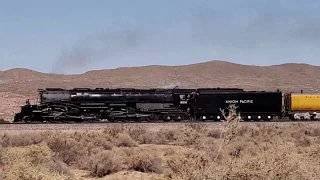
[0,119,319,125]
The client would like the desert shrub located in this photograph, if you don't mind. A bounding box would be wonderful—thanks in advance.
[184,123,208,132]
[1,132,46,147]
[2,108,320,179]
[226,140,246,158]
[106,126,165,145]
[294,136,312,147]
[88,149,124,177]
[126,126,147,141]
[114,133,138,147]
[0,142,73,180]
[206,128,222,138]
[155,125,206,147]
[45,131,115,171]
[47,156,73,179]
[103,124,127,137]
[174,126,203,146]
[139,130,163,144]
[165,150,212,180]
[47,136,82,165]
[158,128,177,143]
[86,146,163,177]
[211,104,242,162]
[220,144,320,180]
[127,148,163,173]
[0,148,4,176]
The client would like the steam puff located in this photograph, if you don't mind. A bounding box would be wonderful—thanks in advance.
[51,28,146,74]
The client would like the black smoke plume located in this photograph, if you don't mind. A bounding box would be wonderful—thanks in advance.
[51,28,146,74]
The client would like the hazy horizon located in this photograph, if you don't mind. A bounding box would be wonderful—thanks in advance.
[1,0,320,74]
[1,60,319,75]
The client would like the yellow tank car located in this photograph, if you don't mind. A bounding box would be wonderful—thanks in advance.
[290,93,320,111]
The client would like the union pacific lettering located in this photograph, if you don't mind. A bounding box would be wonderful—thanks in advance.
[226,100,254,104]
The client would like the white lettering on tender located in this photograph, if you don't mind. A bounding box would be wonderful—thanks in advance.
[226,100,239,104]
[226,100,253,104]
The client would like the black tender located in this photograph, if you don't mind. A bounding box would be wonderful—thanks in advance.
[13,87,283,123]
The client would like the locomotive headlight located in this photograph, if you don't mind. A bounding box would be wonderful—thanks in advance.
[202,116,206,120]
[258,116,261,119]
[217,116,220,119]
[248,116,251,119]
[268,116,271,119]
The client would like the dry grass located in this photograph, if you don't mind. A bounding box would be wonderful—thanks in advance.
[1,106,320,179]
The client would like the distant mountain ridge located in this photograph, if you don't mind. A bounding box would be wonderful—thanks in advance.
[0,60,320,97]
[1,60,319,74]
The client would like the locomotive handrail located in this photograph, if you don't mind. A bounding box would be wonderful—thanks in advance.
[39,88,66,91]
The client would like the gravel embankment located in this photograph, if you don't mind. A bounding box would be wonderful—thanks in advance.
[0,122,197,132]
[0,121,319,133]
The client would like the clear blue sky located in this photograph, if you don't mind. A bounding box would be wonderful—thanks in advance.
[1,0,320,74]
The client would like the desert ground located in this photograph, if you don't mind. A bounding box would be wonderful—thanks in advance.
[1,120,320,180]
[1,61,320,179]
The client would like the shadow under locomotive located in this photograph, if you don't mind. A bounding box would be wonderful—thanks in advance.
[13,87,287,123]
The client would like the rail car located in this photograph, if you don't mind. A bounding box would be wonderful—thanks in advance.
[12,87,320,123]
[284,91,320,120]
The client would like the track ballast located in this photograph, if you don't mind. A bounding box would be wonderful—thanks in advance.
[3,117,320,125]
[1,120,320,132]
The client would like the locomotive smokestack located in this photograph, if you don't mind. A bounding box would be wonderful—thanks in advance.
[301,90,303,93]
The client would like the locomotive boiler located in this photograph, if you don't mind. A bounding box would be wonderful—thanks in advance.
[14,87,287,123]
[14,87,196,123]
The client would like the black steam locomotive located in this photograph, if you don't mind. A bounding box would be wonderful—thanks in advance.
[13,87,283,123]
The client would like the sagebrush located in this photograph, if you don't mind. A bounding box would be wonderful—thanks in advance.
[0,114,320,179]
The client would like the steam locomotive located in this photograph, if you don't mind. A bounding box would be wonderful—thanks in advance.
[12,87,320,123]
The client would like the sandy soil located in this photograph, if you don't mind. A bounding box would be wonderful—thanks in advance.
[2,122,320,179]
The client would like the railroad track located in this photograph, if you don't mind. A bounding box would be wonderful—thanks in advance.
[0,119,319,131]
[1,118,319,125]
